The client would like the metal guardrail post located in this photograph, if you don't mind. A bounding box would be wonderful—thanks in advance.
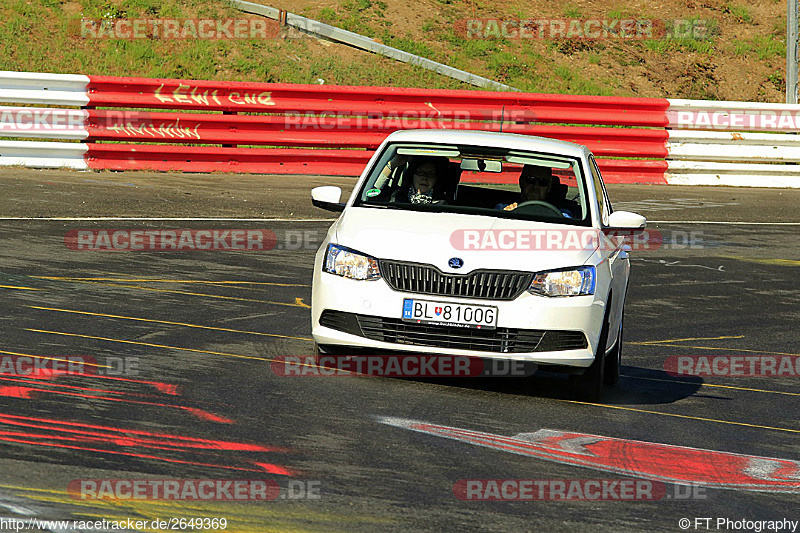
[788,0,798,104]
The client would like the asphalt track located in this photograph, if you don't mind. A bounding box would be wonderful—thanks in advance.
[0,169,798,532]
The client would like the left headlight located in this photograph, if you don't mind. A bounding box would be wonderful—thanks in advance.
[323,244,381,280]
[528,266,595,297]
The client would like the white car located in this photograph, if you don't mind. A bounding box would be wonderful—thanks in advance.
[310,130,645,401]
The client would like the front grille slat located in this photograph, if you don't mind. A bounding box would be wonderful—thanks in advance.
[379,260,532,301]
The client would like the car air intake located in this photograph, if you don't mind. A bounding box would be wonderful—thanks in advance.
[319,310,588,354]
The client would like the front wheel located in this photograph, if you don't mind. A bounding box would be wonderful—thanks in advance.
[604,315,623,386]
[569,307,610,402]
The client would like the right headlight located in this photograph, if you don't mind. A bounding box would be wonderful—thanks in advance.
[528,266,596,297]
[323,244,381,280]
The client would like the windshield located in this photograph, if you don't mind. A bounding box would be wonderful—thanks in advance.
[353,142,591,226]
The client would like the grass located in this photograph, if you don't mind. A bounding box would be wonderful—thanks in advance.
[724,2,753,23]
[644,18,718,56]
[640,16,719,55]
[0,0,788,101]
[0,0,472,89]
[644,39,715,55]
[733,35,785,60]
[486,51,527,79]
[767,70,785,92]
[551,65,614,96]
[421,18,437,32]
[381,33,439,61]
[316,5,376,37]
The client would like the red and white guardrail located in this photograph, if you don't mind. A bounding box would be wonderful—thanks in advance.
[1,70,799,186]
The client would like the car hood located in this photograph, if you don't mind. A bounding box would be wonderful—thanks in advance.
[333,207,599,274]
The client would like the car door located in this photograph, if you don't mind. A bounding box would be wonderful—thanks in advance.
[589,155,628,351]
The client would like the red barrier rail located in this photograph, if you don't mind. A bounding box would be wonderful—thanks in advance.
[87,109,669,158]
[86,144,666,184]
[87,76,671,127]
[8,71,797,186]
[86,145,372,176]
[79,75,672,183]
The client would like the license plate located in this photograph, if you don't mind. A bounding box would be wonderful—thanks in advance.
[402,299,498,329]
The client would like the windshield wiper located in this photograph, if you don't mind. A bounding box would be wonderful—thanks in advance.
[356,202,405,210]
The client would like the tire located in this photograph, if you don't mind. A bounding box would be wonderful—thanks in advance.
[569,304,610,402]
[604,315,623,386]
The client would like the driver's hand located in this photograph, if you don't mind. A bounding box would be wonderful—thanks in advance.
[503,202,518,211]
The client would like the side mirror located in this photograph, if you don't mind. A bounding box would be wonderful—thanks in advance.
[311,186,345,212]
[607,211,647,231]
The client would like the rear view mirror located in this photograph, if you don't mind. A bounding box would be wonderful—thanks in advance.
[460,159,502,173]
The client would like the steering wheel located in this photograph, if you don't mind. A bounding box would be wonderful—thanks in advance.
[512,200,564,217]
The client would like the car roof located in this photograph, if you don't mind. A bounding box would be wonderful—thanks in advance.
[384,129,590,158]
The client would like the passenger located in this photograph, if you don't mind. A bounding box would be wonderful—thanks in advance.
[392,156,450,205]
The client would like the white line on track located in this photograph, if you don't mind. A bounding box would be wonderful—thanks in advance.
[0,217,337,222]
[1,217,797,225]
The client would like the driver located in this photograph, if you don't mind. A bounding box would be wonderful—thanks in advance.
[502,165,578,218]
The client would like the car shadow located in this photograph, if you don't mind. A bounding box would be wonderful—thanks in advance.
[406,365,704,405]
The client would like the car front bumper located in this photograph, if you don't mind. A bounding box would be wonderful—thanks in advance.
[311,268,607,368]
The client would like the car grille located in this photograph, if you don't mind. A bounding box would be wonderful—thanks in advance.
[319,310,587,354]
[378,260,532,301]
